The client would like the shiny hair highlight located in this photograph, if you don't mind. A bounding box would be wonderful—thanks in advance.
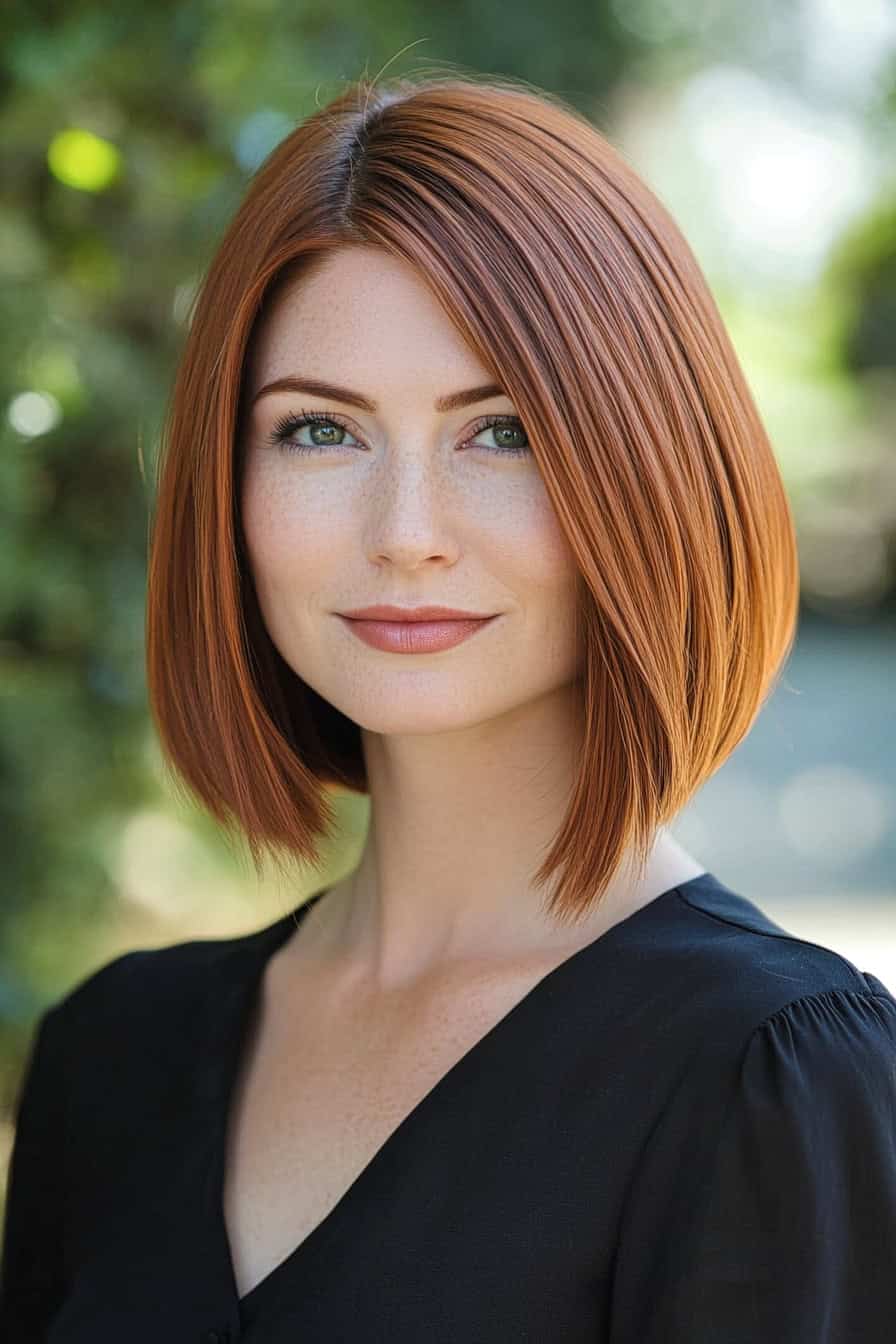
[145,72,800,923]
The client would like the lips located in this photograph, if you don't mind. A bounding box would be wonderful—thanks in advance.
[338,613,498,653]
[340,605,493,622]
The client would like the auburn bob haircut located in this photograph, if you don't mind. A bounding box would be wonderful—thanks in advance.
[146,72,800,924]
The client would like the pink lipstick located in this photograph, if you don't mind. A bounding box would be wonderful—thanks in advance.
[337,604,499,654]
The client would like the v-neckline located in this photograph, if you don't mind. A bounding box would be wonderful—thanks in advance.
[208,871,715,1321]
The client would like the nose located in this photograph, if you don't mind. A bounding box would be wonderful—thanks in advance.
[364,453,461,569]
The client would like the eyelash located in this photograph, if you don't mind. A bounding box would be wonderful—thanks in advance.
[265,409,531,458]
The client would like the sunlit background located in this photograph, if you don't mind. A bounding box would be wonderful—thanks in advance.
[2,0,895,1220]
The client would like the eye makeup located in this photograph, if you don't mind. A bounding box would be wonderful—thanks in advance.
[265,409,532,458]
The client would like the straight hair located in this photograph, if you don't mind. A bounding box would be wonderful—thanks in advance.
[145,72,799,923]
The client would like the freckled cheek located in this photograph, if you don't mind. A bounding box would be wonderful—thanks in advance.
[241,470,577,598]
[494,491,579,595]
[241,473,348,591]
[505,498,582,673]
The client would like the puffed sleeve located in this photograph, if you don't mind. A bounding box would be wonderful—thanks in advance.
[0,1004,69,1341]
[609,979,896,1343]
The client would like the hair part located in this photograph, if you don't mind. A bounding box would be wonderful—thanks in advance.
[146,71,799,924]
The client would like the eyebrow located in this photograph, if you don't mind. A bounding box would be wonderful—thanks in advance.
[250,377,507,413]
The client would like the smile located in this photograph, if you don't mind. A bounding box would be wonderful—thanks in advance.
[338,615,498,653]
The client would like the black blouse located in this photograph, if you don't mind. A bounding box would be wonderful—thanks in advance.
[2,871,895,1342]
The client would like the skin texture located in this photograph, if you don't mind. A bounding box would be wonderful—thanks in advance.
[226,244,708,1296]
[240,243,705,991]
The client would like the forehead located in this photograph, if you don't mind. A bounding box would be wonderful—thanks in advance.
[245,245,492,404]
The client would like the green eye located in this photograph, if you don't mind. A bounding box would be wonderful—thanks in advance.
[467,416,531,456]
[267,410,532,458]
[268,411,358,455]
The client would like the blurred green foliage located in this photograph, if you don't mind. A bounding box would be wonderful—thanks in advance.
[0,2,648,1030]
[0,6,657,1194]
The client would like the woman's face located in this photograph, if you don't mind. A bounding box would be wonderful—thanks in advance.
[240,244,584,735]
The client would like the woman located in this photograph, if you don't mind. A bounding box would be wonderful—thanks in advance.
[2,72,894,1342]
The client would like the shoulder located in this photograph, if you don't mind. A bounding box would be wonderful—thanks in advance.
[612,876,896,1339]
[51,920,265,1018]
[618,874,896,1213]
[652,876,896,1075]
[675,881,896,1202]
[41,909,295,1074]
[642,876,896,1075]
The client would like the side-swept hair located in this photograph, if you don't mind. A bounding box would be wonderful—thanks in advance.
[146,72,799,923]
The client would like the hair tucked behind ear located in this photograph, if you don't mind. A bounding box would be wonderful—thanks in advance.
[145,70,799,924]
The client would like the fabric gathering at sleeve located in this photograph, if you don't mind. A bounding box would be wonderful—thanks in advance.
[609,985,896,1344]
[0,1004,69,1342]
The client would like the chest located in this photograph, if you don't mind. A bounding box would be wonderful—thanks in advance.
[221,954,556,1301]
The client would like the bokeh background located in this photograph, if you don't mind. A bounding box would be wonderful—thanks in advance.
[2,0,895,1228]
